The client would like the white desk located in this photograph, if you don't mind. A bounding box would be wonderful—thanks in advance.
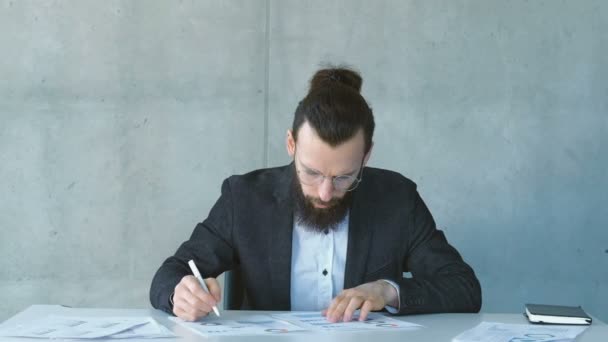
[1,305,606,342]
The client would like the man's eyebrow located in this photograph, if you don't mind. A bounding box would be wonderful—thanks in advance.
[343,168,359,176]
[300,161,321,173]
[301,160,357,176]
[338,168,358,177]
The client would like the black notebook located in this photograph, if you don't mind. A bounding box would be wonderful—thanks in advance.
[525,303,592,325]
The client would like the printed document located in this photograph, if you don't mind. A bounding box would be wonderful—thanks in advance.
[170,315,305,336]
[272,311,423,331]
[452,321,588,342]
[0,316,174,339]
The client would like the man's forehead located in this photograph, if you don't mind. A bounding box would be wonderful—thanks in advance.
[296,141,363,174]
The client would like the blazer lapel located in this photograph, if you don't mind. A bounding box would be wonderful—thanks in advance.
[343,179,374,289]
[268,164,294,310]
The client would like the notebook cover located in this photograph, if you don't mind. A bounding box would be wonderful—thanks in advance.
[525,304,591,319]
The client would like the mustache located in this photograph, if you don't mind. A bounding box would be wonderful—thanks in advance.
[308,196,342,207]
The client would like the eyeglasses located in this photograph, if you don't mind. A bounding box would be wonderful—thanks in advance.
[295,154,364,192]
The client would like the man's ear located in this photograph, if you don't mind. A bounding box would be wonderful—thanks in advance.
[363,142,374,166]
[286,129,296,157]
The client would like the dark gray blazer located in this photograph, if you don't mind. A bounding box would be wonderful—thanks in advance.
[150,164,481,315]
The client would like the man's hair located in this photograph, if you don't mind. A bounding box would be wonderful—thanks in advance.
[291,67,375,154]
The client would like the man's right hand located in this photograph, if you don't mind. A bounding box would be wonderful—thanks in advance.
[172,275,221,321]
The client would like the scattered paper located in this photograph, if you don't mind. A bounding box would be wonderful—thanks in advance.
[108,318,175,339]
[171,312,422,336]
[272,311,423,331]
[0,316,174,339]
[170,315,305,336]
[452,322,588,342]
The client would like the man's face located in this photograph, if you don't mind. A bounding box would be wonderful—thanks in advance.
[287,122,370,232]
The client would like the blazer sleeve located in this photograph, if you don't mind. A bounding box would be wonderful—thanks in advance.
[393,189,482,314]
[149,178,238,314]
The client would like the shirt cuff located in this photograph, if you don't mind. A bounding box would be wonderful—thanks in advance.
[380,279,401,313]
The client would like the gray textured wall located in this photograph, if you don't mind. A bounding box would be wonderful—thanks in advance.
[1,0,606,322]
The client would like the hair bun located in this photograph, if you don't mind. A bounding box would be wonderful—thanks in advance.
[309,67,362,93]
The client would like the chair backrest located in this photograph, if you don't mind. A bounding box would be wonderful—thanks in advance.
[223,267,245,310]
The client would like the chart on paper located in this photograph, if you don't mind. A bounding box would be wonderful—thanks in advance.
[272,312,423,331]
[170,315,305,336]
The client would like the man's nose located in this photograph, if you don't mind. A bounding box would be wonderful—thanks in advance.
[318,177,334,202]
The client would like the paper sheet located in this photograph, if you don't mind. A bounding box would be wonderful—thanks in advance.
[272,311,423,331]
[452,322,588,342]
[108,318,175,339]
[170,315,305,336]
[0,316,174,339]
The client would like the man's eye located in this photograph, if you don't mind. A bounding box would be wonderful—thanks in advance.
[334,176,353,183]
[305,170,320,176]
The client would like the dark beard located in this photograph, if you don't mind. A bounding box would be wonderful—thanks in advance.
[291,169,354,233]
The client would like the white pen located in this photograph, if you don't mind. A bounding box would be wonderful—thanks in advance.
[188,259,221,317]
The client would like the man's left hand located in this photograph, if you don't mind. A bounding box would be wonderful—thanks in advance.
[323,280,398,323]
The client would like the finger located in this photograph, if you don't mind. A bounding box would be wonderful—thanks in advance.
[174,296,212,319]
[173,307,191,321]
[329,297,351,323]
[175,279,215,313]
[324,297,338,318]
[358,300,374,321]
[343,297,364,322]
[175,287,212,313]
[184,277,218,307]
[325,295,344,322]
[178,294,214,314]
[205,277,222,303]
[175,307,198,322]
[174,305,206,322]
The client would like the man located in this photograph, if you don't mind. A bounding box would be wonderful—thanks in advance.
[150,67,481,323]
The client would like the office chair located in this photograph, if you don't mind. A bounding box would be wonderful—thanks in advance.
[223,267,246,310]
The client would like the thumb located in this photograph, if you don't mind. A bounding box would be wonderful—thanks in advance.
[205,277,222,303]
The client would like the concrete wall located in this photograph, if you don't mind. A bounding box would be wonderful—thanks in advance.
[1,0,606,322]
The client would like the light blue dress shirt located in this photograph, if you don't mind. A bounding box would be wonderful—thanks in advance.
[290,213,349,311]
[290,213,400,312]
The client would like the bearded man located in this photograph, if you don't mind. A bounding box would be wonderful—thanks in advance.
[150,67,481,323]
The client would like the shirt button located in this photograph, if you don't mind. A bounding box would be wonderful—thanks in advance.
[322,269,328,276]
